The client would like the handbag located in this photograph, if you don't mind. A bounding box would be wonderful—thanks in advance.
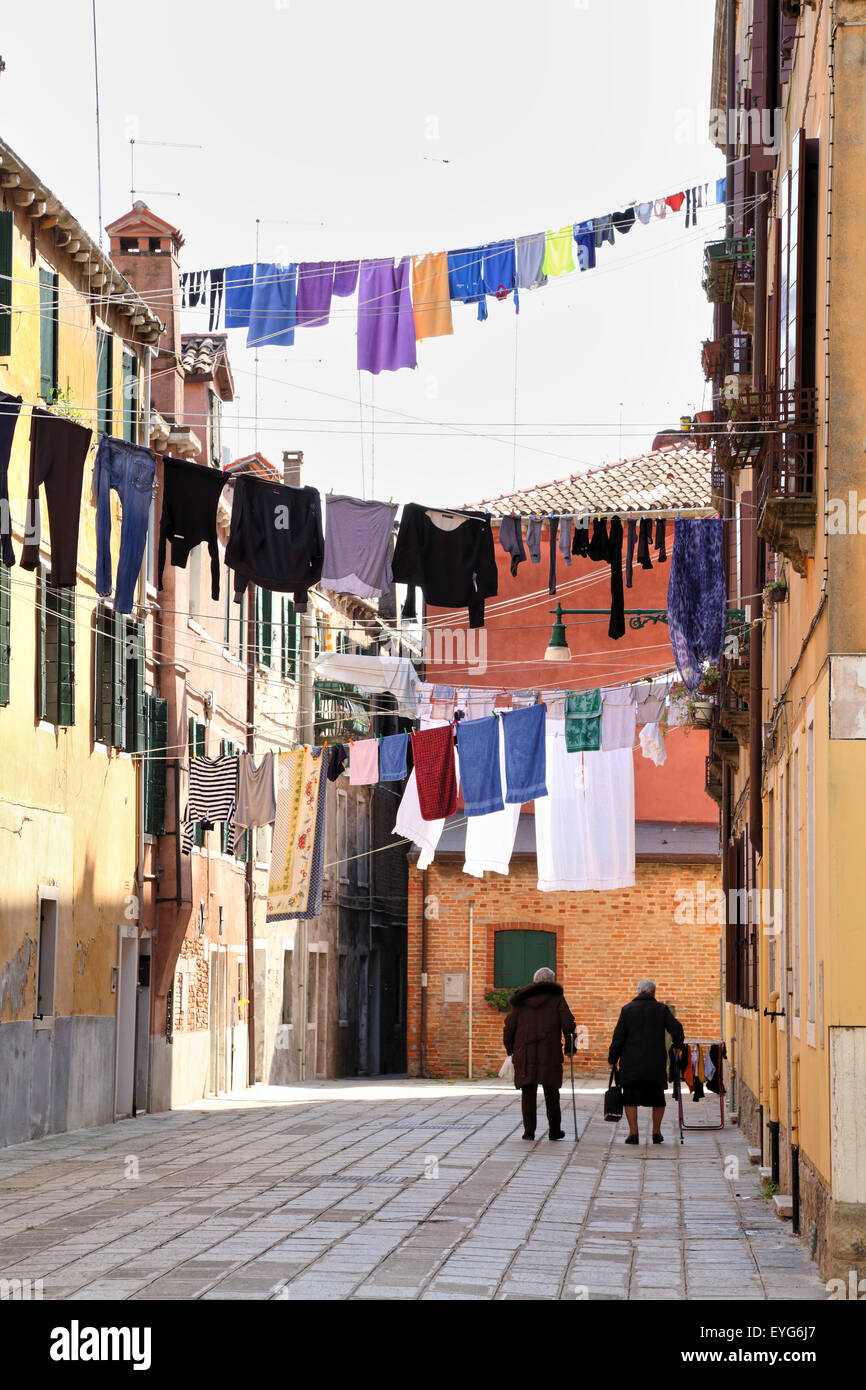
[604,1067,623,1121]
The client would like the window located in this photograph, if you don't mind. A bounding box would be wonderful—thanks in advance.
[144,693,168,835]
[338,952,347,1025]
[188,716,206,848]
[96,327,113,436]
[493,930,556,989]
[122,349,138,444]
[37,566,74,726]
[209,392,222,466]
[188,544,201,619]
[39,268,58,401]
[36,894,58,1019]
[281,949,294,1025]
[337,789,348,885]
[357,797,370,889]
[93,604,145,750]
[307,950,318,1025]
[255,588,273,667]
[0,562,10,706]
[0,209,12,357]
[281,597,298,679]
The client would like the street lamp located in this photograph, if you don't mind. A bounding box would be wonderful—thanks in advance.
[543,602,670,661]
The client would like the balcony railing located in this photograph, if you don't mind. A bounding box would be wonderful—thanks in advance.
[755,388,818,575]
[713,385,816,479]
[705,754,723,804]
[702,237,755,305]
[701,331,753,384]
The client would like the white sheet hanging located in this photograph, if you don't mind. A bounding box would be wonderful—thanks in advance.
[392,718,457,869]
[535,726,635,892]
[463,719,521,877]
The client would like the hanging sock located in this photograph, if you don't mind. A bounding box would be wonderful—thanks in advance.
[587,518,610,563]
[607,516,625,640]
[541,225,575,277]
[208,268,225,330]
[636,517,654,568]
[498,514,526,576]
[548,514,559,595]
[654,518,667,562]
[525,514,542,563]
[558,515,573,566]
[572,521,590,557]
[625,518,637,588]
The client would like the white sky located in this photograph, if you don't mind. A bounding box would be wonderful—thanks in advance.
[1,0,723,505]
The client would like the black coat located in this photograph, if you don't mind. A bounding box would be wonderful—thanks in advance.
[608,996,684,1087]
[503,982,576,1089]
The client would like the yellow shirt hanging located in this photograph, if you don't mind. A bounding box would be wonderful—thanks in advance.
[541,225,575,277]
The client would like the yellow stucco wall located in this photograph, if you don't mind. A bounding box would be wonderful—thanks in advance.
[0,205,143,1032]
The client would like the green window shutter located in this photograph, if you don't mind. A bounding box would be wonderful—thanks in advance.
[131,622,146,753]
[254,588,261,665]
[56,589,75,727]
[144,695,168,835]
[494,930,556,989]
[237,593,245,663]
[0,562,10,705]
[223,580,231,648]
[122,349,138,443]
[39,269,58,401]
[93,604,113,743]
[261,588,273,667]
[112,611,127,747]
[36,566,47,721]
[96,327,113,437]
[192,718,206,848]
[282,598,297,679]
[0,210,12,357]
[42,577,61,724]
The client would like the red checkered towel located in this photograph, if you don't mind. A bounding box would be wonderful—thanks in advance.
[410,724,457,821]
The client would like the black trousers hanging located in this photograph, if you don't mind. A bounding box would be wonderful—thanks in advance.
[521,1083,562,1136]
[608,516,625,640]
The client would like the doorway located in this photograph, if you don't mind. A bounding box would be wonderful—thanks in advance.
[115,926,138,1118]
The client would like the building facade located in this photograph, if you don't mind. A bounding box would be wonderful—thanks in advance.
[705,0,866,1279]
[0,140,161,1145]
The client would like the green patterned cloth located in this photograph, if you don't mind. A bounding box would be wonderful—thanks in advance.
[565,688,602,752]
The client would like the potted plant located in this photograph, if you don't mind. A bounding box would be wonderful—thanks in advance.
[484,987,518,1014]
[667,665,720,732]
[764,579,788,604]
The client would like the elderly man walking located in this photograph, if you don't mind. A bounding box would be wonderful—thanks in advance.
[503,967,577,1141]
[608,979,684,1145]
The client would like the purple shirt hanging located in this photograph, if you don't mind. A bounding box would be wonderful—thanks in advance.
[357,257,417,375]
[296,261,335,327]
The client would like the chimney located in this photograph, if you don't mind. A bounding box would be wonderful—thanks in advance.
[106,201,185,422]
[282,450,303,487]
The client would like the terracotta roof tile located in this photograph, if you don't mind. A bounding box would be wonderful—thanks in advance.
[470,446,713,518]
[180,334,226,377]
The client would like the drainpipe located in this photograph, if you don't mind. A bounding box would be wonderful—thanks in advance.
[245,584,256,1086]
[467,901,474,1080]
[725,0,736,240]
[420,866,429,1077]
[767,988,781,1186]
[791,1052,801,1234]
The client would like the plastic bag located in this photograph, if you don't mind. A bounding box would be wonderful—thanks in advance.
[498,1055,514,1080]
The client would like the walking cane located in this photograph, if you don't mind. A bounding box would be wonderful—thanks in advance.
[569,1043,579,1143]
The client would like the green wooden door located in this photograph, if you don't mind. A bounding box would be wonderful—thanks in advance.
[494,930,556,988]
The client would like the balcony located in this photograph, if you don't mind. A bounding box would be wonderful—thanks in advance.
[702,237,755,306]
[756,389,818,576]
[705,755,723,805]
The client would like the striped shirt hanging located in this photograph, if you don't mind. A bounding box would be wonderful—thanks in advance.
[181,754,239,855]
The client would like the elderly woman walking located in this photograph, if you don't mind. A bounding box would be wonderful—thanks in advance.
[608,979,684,1145]
[503,967,577,1141]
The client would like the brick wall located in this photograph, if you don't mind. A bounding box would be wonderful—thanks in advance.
[407,856,722,1078]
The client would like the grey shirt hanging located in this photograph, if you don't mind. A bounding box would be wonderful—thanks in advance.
[321,493,397,599]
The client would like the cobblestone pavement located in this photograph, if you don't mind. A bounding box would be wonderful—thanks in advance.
[0,1079,826,1301]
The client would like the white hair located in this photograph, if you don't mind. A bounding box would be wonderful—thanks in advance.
[637,979,656,996]
[534,967,556,983]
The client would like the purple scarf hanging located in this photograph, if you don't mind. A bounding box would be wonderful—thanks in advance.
[667,517,726,689]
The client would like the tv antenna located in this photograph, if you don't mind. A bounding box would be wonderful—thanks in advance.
[129,138,202,202]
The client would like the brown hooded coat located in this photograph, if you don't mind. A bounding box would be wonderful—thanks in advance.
[503,981,576,1089]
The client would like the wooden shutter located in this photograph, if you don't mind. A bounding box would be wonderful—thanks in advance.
[112,611,127,747]
[282,597,298,678]
[523,931,556,980]
[144,695,167,835]
[220,738,230,852]
[255,588,262,666]
[132,622,146,753]
[57,590,75,727]
[0,562,10,704]
[261,588,273,667]
[122,350,138,443]
[96,327,112,437]
[731,156,751,238]
[38,269,57,400]
[93,603,114,742]
[36,566,47,720]
[0,210,12,357]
